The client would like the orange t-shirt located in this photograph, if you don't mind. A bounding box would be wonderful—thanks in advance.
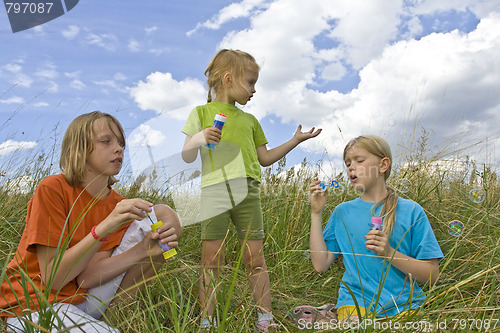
[0,174,129,317]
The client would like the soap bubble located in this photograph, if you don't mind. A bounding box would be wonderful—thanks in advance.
[468,189,485,203]
[448,220,464,237]
[303,250,311,259]
[396,179,411,193]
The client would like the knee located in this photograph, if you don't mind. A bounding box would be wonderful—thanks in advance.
[154,204,182,238]
[243,251,266,273]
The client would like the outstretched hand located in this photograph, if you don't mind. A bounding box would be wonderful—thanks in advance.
[294,125,322,143]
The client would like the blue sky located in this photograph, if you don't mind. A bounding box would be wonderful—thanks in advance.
[1,0,499,184]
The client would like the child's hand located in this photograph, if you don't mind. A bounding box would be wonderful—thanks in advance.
[293,124,322,143]
[203,127,222,146]
[139,232,165,257]
[364,230,393,258]
[309,178,327,214]
[105,199,153,229]
[150,219,179,249]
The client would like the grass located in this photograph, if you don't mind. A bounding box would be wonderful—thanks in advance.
[1,131,499,332]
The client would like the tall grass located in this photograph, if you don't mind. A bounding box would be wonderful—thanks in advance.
[1,129,499,332]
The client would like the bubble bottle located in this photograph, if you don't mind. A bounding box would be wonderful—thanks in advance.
[206,113,227,149]
[370,217,382,231]
[145,211,177,260]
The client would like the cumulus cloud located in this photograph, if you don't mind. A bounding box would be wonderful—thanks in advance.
[128,124,166,147]
[129,72,206,117]
[0,140,37,156]
[129,0,499,166]
[186,0,499,162]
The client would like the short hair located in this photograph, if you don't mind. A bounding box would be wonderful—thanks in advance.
[60,111,125,187]
[205,49,260,102]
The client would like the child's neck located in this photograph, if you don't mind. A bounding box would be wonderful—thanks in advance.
[81,176,110,199]
[214,92,235,106]
[360,183,389,203]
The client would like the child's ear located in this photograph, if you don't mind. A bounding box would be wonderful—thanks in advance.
[379,157,390,174]
[223,72,233,87]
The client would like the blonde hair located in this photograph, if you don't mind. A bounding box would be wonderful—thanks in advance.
[344,135,398,237]
[60,111,125,187]
[205,49,260,102]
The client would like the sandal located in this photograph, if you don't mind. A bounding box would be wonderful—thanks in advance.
[286,303,337,324]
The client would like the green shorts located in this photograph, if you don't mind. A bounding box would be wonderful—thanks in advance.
[200,177,264,240]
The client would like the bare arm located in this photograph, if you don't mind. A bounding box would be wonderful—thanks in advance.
[76,204,182,289]
[37,198,154,290]
[182,128,221,163]
[256,125,321,167]
[365,230,440,285]
[309,179,336,272]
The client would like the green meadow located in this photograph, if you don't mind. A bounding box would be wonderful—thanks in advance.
[1,131,499,332]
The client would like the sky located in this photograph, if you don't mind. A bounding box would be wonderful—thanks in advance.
[1,0,500,185]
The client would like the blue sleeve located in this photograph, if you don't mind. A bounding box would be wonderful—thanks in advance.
[322,210,340,256]
[410,204,444,260]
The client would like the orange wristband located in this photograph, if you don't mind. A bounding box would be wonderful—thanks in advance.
[91,226,108,242]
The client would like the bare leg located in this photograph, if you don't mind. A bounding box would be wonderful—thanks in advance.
[199,239,225,319]
[240,239,272,314]
[107,254,164,312]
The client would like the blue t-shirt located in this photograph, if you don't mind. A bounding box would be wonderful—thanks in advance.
[322,197,443,318]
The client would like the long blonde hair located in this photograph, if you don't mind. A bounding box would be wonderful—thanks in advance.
[60,111,125,187]
[344,135,398,237]
[204,49,260,102]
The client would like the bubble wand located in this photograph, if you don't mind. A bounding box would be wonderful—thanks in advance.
[145,211,177,260]
[319,180,340,190]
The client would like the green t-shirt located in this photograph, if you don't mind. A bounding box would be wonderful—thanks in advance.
[182,101,268,187]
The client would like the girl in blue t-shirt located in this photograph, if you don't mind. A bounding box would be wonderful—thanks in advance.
[309,135,443,323]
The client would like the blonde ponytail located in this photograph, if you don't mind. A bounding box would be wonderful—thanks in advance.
[372,186,398,237]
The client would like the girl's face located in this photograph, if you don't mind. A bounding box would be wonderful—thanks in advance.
[230,70,258,105]
[344,146,386,193]
[85,118,124,181]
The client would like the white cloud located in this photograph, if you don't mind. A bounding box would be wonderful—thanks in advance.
[85,33,118,51]
[0,139,37,156]
[64,71,81,79]
[33,101,49,107]
[128,124,166,147]
[0,96,24,104]
[62,25,80,39]
[187,0,269,36]
[35,62,58,80]
[183,0,499,163]
[128,38,140,52]
[3,63,22,73]
[129,72,206,116]
[70,79,86,90]
[145,26,158,35]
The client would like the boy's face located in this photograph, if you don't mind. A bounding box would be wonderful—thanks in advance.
[86,118,124,180]
[232,70,259,105]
